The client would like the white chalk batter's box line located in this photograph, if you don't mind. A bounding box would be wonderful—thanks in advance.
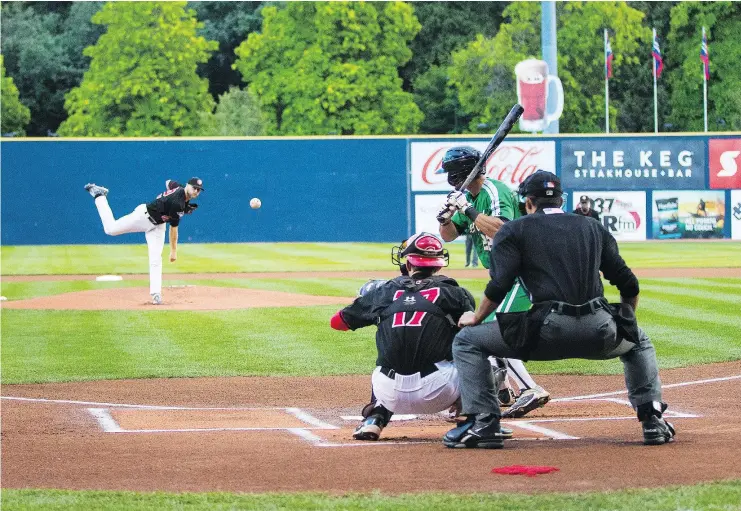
[5,373,737,448]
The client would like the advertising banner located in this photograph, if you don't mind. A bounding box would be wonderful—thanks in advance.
[651,191,725,239]
[573,191,647,240]
[732,190,741,240]
[561,138,705,190]
[414,194,448,236]
[411,140,556,192]
[709,138,741,189]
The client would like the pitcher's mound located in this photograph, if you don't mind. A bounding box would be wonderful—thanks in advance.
[1,286,353,311]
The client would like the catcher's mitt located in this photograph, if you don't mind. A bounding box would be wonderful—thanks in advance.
[184,202,199,214]
[357,279,387,297]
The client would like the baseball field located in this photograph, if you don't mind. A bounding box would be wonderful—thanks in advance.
[2,240,741,510]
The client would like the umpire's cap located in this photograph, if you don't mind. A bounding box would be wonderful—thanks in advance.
[187,177,204,190]
[518,171,562,198]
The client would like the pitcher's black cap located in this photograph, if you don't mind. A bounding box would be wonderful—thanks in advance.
[187,177,204,190]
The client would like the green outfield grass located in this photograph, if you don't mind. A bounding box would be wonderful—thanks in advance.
[2,241,740,509]
[3,481,741,511]
[2,240,740,275]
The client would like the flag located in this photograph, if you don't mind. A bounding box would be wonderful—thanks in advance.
[700,27,710,80]
[605,34,614,79]
[652,30,664,78]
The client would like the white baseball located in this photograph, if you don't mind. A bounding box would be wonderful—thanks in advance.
[250,197,262,209]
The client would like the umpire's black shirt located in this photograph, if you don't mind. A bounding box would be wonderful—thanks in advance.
[485,208,639,305]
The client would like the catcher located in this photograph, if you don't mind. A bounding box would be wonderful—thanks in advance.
[330,232,512,441]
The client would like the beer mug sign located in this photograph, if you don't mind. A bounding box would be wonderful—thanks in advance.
[515,59,564,132]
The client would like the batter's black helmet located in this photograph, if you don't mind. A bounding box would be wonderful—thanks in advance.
[440,146,483,187]
[391,232,449,269]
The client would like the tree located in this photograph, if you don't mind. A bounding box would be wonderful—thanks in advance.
[0,2,104,135]
[201,87,266,136]
[1,55,31,136]
[449,2,649,133]
[58,1,217,136]
[667,1,741,131]
[405,2,506,134]
[233,1,423,135]
[188,1,264,99]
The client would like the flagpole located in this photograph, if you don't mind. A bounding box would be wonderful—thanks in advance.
[605,28,610,134]
[703,26,708,133]
[653,28,659,133]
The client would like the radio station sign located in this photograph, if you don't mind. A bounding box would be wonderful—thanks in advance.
[411,140,556,192]
[561,138,706,190]
[573,191,646,241]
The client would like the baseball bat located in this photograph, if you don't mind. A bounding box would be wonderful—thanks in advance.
[455,103,525,192]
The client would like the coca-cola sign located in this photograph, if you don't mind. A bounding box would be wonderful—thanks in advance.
[411,140,556,191]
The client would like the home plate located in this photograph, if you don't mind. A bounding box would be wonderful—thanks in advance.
[96,275,123,282]
[341,414,418,422]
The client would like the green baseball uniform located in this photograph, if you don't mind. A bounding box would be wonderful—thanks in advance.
[451,178,531,317]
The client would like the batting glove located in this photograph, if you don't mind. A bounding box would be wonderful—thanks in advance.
[436,202,456,225]
[447,191,480,221]
[446,191,472,211]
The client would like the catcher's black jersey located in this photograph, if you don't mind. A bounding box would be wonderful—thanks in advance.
[146,187,187,227]
[340,275,475,374]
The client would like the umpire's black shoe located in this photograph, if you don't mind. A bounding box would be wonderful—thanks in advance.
[637,401,675,445]
[443,413,506,449]
[641,416,675,445]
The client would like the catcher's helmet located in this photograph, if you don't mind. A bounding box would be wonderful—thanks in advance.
[441,146,483,187]
[391,232,449,269]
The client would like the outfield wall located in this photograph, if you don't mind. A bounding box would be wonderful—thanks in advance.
[2,135,740,244]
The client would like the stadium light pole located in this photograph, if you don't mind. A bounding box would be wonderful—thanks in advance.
[541,0,559,134]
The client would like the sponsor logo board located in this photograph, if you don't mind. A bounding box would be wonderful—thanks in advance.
[651,190,725,239]
[732,190,741,240]
[411,141,556,192]
[709,139,741,189]
[561,138,705,190]
[573,191,646,240]
[414,194,449,237]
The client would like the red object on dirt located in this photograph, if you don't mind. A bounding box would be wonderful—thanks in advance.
[492,465,560,477]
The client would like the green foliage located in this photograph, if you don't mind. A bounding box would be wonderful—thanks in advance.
[57,1,218,137]
[412,65,467,134]
[0,55,31,135]
[233,1,423,135]
[188,1,264,99]
[201,86,266,136]
[402,2,505,133]
[0,2,104,136]
[667,2,741,131]
[449,2,649,133]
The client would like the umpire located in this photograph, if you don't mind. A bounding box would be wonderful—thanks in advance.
[443,171,675,449]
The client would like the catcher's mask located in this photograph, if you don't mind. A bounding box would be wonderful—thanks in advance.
[391,232,449,270]
[440,146,484,188]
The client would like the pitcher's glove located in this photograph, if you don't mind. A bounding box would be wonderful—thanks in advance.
[184,203,199,214]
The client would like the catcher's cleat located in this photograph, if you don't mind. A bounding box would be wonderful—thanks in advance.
[501,386,550,419]
[443,413,507,449]
[498,387,517,408]
[353,415,385,441]
[641,416,676,445]
[84,183,108,199]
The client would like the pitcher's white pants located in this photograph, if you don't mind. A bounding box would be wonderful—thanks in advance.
[370,360,459,414]
[94,197,166,295]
